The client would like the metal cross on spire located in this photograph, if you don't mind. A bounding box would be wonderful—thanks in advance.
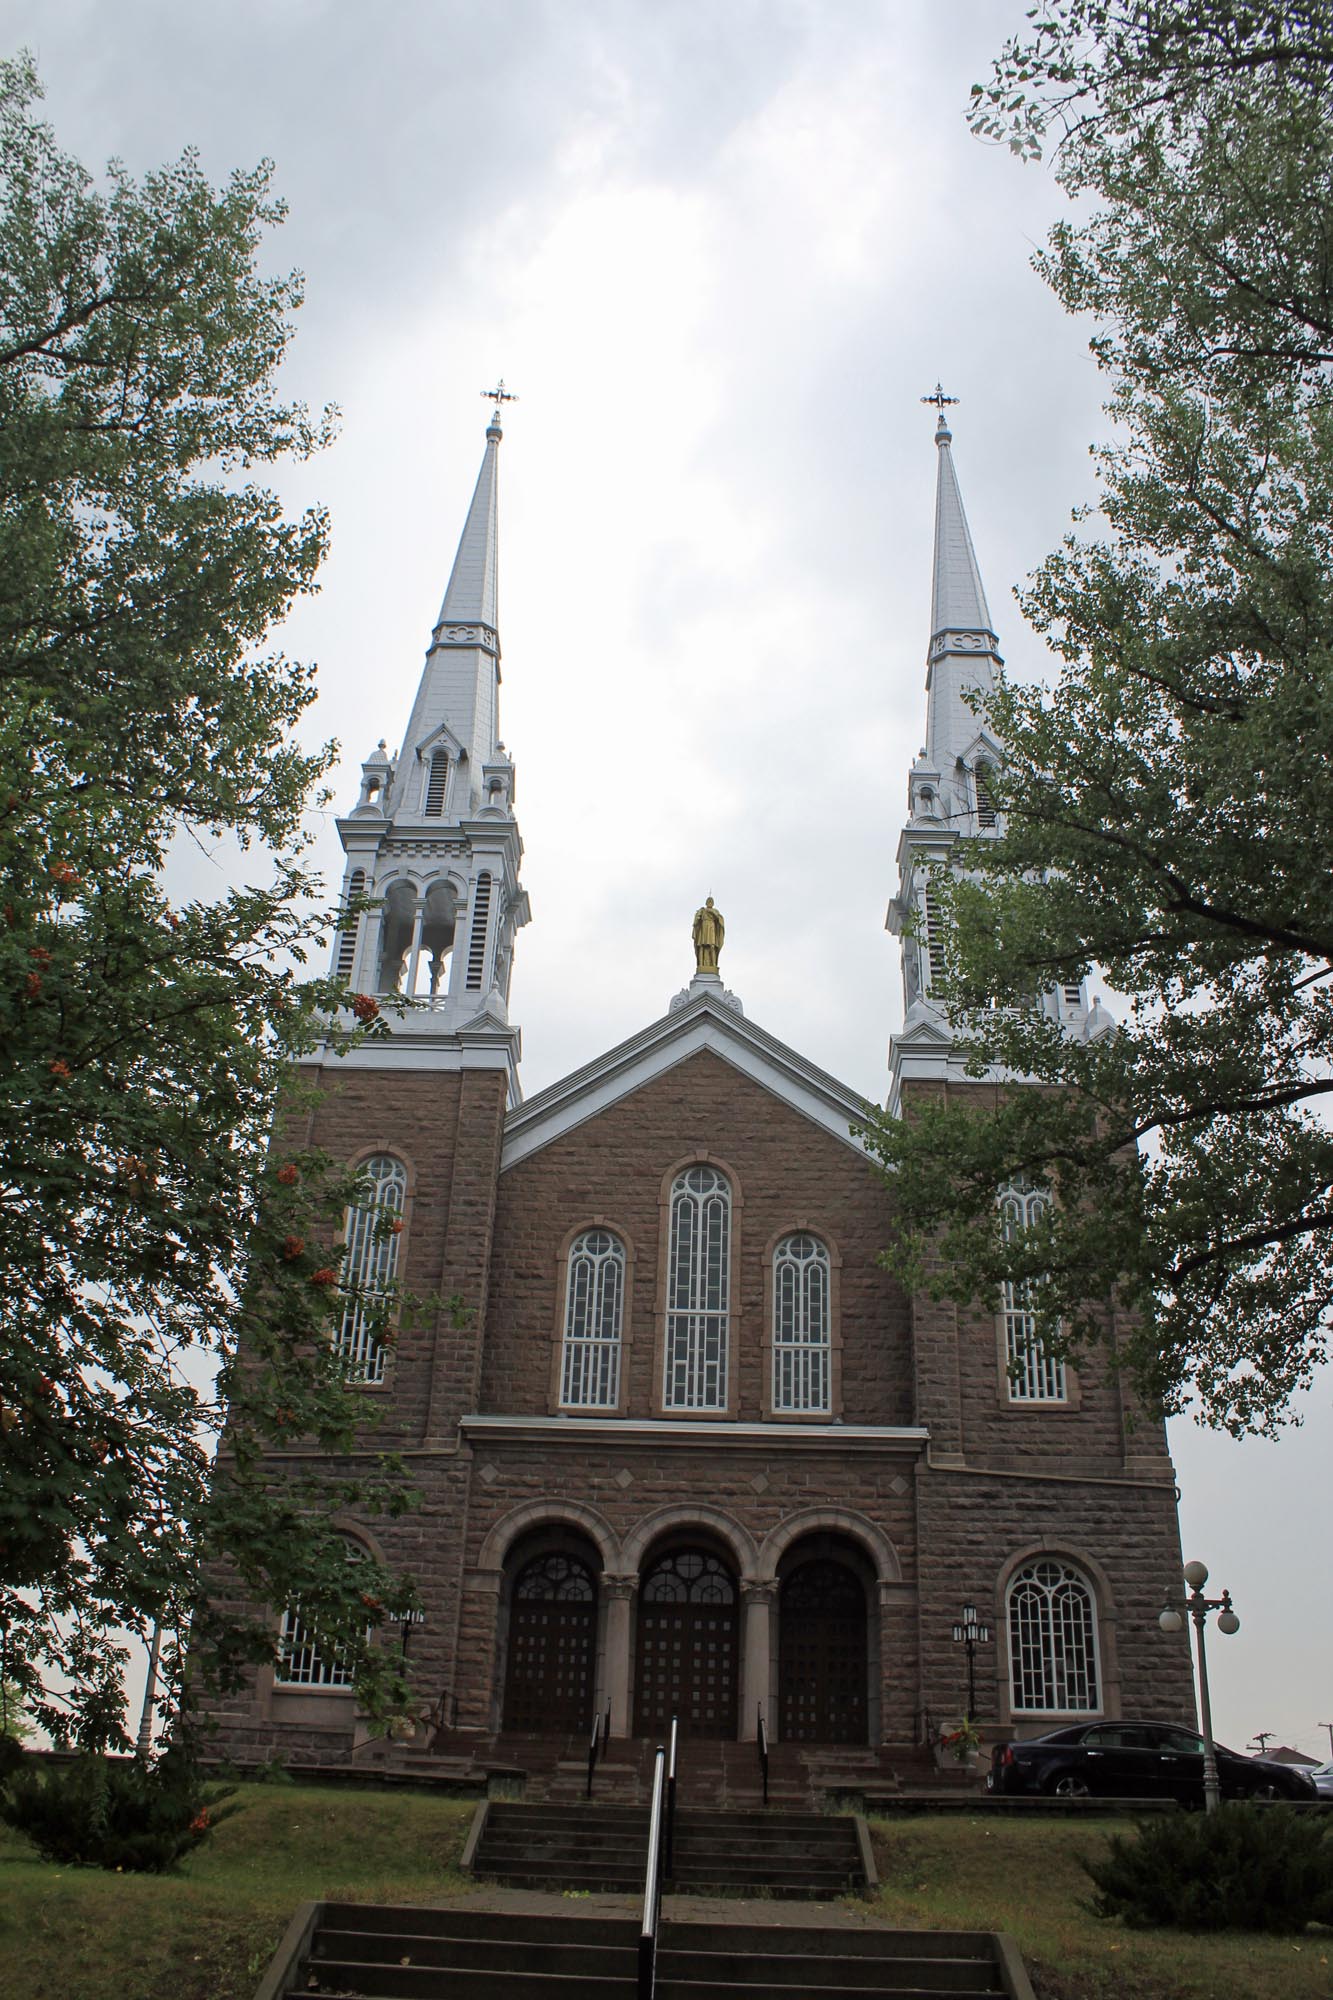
[921,382,960,420]
[481,378,519,425]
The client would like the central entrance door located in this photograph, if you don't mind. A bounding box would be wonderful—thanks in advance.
[501,1552,597,1734]
[778,1557,868,1743]
[635,1548,739,1739]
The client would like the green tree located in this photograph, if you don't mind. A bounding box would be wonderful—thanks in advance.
[865,3,1333,1437]
[0,53,415,1749]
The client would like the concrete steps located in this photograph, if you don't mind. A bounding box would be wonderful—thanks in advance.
[272,1904,1021,1999]
[469,1800,870,1897]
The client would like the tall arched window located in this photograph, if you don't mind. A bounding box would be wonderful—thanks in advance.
[335,1155,407,1384]
[999,1180,1067,1402]
[772,1232,831,1413]
[423,749,449,817]
[664,1165,731,1410]
[275,1540,365,1688]
[1007,1557,1100,1713]
[560,1229,625,1408]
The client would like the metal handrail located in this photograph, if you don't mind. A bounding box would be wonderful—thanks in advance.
[638,1744,667,2000]
[757,1703,769,1807]
[604,1698,612,1756]
[665,1716,679,1875]
[586,1709,601,1800]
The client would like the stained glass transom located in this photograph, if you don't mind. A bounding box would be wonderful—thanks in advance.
[560,1229,625,1408]
[664,1166,730,1410]
[334,1154,406,1384]
[773,1233,831,1412]
[1007,1558,1099,1713]
[999,1181,1067,1403]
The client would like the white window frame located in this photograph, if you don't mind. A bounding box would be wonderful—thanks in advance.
[560,1228,625,1408]
[1007,1557,1101,1714]
[275,1543,365,1688]
[663,1165,731,1411]
[999,1181,1067,1403]
[772,1232,831,1413]
[335,1154,407,1384]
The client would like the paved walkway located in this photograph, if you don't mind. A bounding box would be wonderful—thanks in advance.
[412,1883,908,1930]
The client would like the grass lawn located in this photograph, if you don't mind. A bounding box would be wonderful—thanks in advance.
[866,1813,1333,2000]
[0,1782,476,2000]
[1,1787,1329,2000]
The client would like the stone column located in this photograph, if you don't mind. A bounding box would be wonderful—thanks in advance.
[601,1573,637,1739]
[738,1579,777,1741]
[405,902,427,996]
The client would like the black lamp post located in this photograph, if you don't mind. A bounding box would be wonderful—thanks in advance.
[1158,1559,1239,1813]
[951,1603,991,1722]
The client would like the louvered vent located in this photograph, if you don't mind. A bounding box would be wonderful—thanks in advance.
[465,872,493,989]
[424,751,449,817]
[334,869,366,982]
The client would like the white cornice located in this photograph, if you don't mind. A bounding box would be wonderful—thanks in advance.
[461,1414,929,1455]
[502,993,875,1170]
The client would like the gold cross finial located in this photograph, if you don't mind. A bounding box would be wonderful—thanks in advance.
[921,382,960,418]
[481,379,519,425]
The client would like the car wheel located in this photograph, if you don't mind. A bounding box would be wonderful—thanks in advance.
[1048,1771,1092,1799]
[1249,1782,1281,1801]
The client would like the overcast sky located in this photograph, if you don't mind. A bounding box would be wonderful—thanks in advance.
[8,0,1330,1760]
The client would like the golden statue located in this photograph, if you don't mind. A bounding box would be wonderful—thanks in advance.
[692,896,725,973]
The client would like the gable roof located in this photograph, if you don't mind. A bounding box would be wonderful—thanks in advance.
[502,990,875,1171]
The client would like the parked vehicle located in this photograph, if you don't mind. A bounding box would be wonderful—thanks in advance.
[987,1720,1319,1803]
[1309,1761,1333,1799]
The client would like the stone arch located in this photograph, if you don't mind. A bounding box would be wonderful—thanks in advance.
[621,1502,759,1579]
[476,1498,621,1575]
[756,1506,902,1586]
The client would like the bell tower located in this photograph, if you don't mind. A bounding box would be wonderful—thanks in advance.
[330,398,529,1099]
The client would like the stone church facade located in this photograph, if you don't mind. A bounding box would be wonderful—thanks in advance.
[207,397,1193,1770]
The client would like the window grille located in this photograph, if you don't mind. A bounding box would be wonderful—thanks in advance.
[560,1228,625,1407]
[664,1165,731,1410]
[275,1542,365,1687]
[772,1232,831,1412]
[334,869,366,982]
[999,1181,1067,1402]
[423,750,449,817]
[465,872,492,989]
[334,1154,406,1384]
[1007,1558,1099,1712]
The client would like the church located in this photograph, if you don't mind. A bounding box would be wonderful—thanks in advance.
[207,394,1193,1775]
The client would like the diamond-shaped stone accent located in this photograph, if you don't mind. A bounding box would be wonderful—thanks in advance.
[479,1462,497,1485]
[615,1467,633,1489]
[891,1474,909,1496]
[750,1472,769,1494]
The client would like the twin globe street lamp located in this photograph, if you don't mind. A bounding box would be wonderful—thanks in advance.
[951,1603,992,1723]
[1159,1559,1239,1813]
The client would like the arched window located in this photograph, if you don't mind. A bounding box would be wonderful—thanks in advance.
[275,1540,365,1688]
[772,1233,831,1413]
[664,1165,731,1410]
[335,1155,407,1384]
[1007,1558,1100,1713]
[560,1229,625,1408]
[999,1181,1067,1403]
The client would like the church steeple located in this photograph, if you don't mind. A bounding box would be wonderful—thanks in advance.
[328,407,529,1098]
[922,402,1002,805]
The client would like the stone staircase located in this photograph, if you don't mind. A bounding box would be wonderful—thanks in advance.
[265,1903,1024,1998]
[469,1799,869,1897]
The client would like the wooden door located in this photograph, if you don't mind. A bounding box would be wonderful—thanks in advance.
[501,1552,597,1734]
[635,1549,738,1739]
[778,1559,868,1743]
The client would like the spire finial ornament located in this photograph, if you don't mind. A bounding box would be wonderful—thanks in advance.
[921,381,959,441]
[692,896,725,974]
[481,378,518,436]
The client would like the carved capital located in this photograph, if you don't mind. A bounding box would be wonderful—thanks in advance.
[601,1572,638,1601]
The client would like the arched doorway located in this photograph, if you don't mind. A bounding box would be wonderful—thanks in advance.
[635,1547,739,1739]
[500,1550,598,1734]
[778,1556,868,1743]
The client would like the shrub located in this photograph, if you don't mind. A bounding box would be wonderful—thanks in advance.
[1083,1803,1333,1933]
[0,1751,238,1872]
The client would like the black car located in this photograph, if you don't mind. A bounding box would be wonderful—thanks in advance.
[987,1720,1319,1803]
